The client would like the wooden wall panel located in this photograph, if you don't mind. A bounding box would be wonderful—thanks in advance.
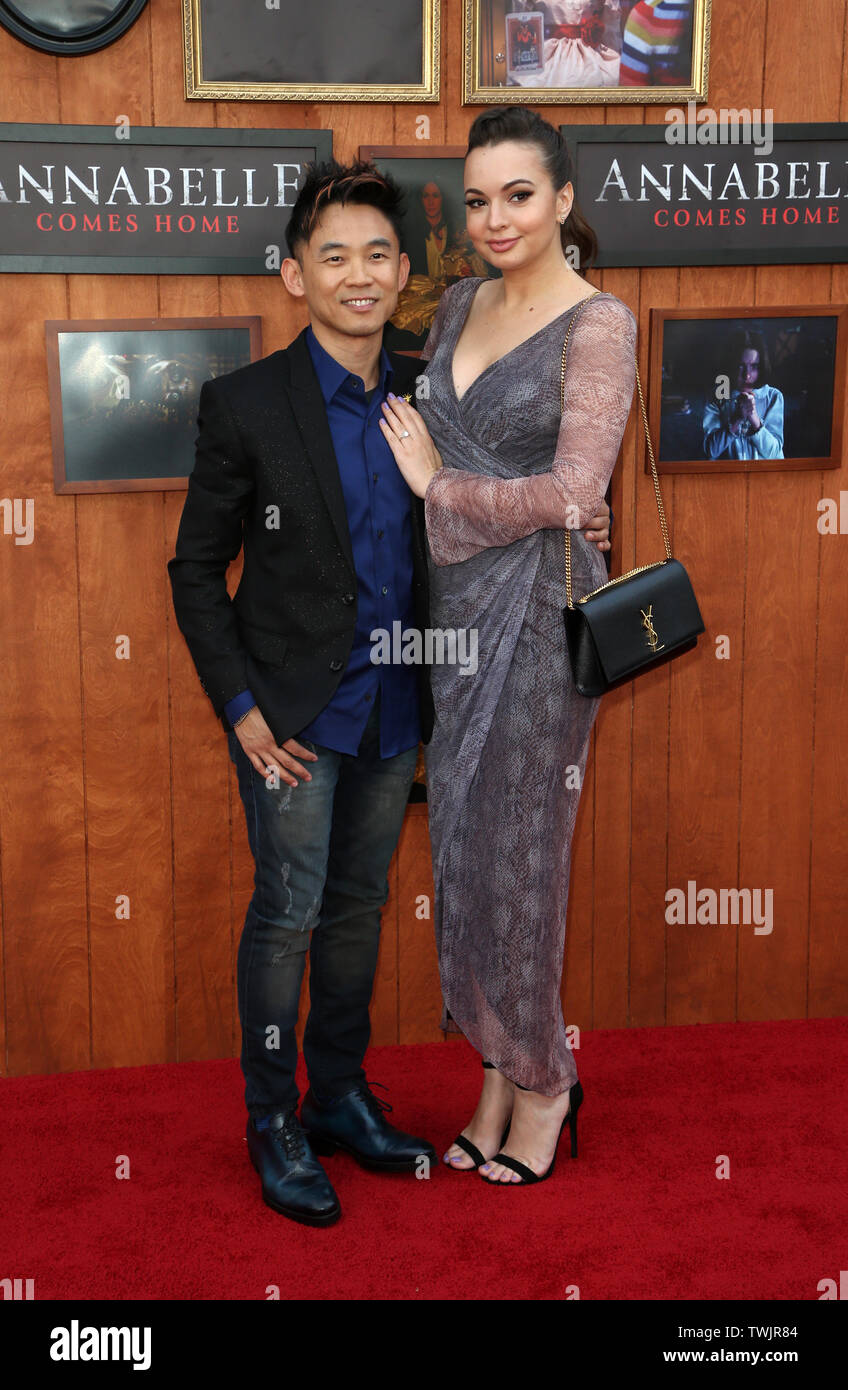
[153,0,235,1065]
[59,32,175,1070]
[0,35,90,1078]
[0,264,91,1076]
[589,85,641,1032]
[809,263,848,1017]
[665,270,749,1027]
[1,0,846,1080]
[627,268,676,1028]
[397,806,442,1043]
[736,0,842,1018]
[737,264,826,1021]
[661,1,768,1029]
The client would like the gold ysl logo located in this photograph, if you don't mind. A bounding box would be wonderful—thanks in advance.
[640,604,665,653]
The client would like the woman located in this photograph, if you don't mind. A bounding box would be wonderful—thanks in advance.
[379,106,637,1185]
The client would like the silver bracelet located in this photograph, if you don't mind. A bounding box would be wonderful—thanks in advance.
[233,706,256,728]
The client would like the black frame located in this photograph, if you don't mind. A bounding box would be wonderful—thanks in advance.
[0,123,333,274]
[0,0,149,55]
[561,122,848,267]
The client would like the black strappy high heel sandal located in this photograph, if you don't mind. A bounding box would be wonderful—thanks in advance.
[445,1059,513,1172]
[479,1079,584,1185]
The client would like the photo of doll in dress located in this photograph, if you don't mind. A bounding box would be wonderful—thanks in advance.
[490,0,693,91]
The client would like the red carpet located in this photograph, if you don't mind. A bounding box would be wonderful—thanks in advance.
[2,1018,845,1300]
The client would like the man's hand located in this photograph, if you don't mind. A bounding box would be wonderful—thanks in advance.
[234,706,318,786]
[582,497,611,552]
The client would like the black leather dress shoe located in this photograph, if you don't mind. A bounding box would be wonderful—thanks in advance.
[246,1108,341,1226]
[300,1081,437,1173]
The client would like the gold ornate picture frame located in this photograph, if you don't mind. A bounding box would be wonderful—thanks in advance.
[184,0,441,103]
[464,0,710,104]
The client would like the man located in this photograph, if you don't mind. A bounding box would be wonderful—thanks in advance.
[167,159,612,1227]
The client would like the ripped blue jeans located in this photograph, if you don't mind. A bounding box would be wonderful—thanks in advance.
[226,695,418,1117]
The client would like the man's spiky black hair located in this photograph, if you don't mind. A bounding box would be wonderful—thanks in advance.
[286,158,407,259]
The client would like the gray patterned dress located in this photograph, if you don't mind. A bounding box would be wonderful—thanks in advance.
[417,277,638,1096]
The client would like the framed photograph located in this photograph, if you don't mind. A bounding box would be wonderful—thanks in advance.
[0,124,332,275]
[360,145,501,355]
[466,0,710,103]
[0,0,149,55]
[648,306,847,474]
[46,317,262,494]
[184,0,441,102]
[561,123,848,268]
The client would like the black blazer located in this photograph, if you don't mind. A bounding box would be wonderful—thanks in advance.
[167,328,434,747]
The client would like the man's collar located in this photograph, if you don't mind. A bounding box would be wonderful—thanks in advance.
[305,323,393,404]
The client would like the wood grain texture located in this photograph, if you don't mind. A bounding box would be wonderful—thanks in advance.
[151,0,236,1062]
[0,33,90,1078]
[397,805,442,1043]
[1,0,846,1080]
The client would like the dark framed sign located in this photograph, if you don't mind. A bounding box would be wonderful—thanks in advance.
[0,124,332,274]
[360,144,501,355]
[648,305,847,475]
[0,0,149,54]
[184,0,441,102]
[46,317,262,494]
[561,123,848,267]
[467,0,710,104]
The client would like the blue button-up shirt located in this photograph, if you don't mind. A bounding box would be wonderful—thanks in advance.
[224,325,420,759]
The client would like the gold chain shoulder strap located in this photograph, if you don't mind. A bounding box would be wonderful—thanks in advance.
[561,291,672,610]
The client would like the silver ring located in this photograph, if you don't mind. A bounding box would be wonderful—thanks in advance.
[400,429,411,438]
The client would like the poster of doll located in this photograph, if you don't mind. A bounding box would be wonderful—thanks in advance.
[466,0,710,103]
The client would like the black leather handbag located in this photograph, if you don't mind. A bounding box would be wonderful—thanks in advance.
[561,294,705,697]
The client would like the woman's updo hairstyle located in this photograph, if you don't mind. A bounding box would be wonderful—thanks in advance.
[465,105,598,275]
